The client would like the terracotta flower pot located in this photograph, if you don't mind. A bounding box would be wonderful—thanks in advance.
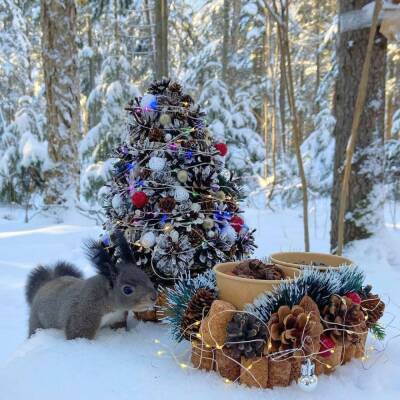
[213,262,299,310]
[270,252,354,272]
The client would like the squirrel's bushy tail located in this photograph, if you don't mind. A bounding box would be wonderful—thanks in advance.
[25,261,83,305]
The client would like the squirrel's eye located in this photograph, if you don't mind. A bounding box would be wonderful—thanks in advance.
[122,285,133,295]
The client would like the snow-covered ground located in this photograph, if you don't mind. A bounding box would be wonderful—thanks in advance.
[0,200,399,400]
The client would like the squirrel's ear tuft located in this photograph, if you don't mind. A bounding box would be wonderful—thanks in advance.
[84,239,117,284]
[114,231,135,264]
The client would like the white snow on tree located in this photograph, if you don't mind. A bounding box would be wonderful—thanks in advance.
[184,39,264,191]
[80,39,140,205]
[0,0,30,130]
[0,96,50,220]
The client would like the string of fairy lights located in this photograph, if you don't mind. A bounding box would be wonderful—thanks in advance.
[148,293,395,391]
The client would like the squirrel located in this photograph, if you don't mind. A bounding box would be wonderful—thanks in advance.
[25,233,157,340]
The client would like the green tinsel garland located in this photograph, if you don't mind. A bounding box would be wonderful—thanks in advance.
[163,270,217,342]
[246,265,365,323]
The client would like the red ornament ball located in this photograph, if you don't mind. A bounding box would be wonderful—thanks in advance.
[319,335,336,358]
[230,215,244,233]
[215,143,228,156]
[131,191,148,208]
[345,292,362,305]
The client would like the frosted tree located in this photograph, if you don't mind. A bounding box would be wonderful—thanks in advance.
[0,95,49,221]
[185,39,264,190]
[79,4,140,205]
[0,0,30,128]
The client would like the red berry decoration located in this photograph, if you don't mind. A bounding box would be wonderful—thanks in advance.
[319,335,336,358]
[215,143,228,156]
[230,215,244,233]
[345,292,362,305]
[131,191,148,208]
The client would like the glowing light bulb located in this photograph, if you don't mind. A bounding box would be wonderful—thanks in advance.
[326,364,332,369]
[224,379,231,384]
[196,333,202,339]
[180,363,188,369]
[156,350,165,356]
[154,339,160,344]
[216,344,223,350]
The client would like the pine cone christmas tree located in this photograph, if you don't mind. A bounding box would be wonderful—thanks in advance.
[268,296,323,355]
[359,285,385,327]
[225,313,267,359]
[103,80,256,285]
[321,294,367,344]
[181,288,216,340]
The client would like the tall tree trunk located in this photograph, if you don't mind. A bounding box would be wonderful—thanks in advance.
[155,0,168,78]
[222,0,230,83]
[330,0,387,251]
[41,0,81,205]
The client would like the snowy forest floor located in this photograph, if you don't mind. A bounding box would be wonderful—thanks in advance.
[0,199,399,400]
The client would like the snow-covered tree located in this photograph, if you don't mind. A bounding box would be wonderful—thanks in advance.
[0,0,30,128]
[80,16,140,205]
[0,95,50,220]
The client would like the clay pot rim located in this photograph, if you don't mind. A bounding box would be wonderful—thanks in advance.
[270,252,354,271]
[213,261,295,285]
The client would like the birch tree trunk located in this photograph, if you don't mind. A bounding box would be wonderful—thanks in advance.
[330,0,387,251]
[41,0,81,205]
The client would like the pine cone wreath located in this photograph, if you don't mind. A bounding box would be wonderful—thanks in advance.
[321,294,367,345]
[232,259,285,280]
[159,197,176,212]
[359,285,385,327]
[268,296,323,355]
[181,289,216,340]
[225,313,267,359]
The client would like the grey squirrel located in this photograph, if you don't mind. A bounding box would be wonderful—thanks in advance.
[25,233,157,340]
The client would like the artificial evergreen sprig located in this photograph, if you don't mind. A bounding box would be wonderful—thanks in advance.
[246,266,365,323]
[370,323,386,341]
[163,270,217,341]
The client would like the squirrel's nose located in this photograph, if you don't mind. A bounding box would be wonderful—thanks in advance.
[150,291,157,302]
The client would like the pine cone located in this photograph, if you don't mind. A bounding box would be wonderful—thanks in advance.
[188,228,203,246]
[148,78,171,94]
[149,127,164,142]
[168,81,182,93]
[322,295,367,344]
[139,168,151,180]
[268,296,323,355]
[181,94,194,106]
[359,285,385,327]
[225,313,267,359]
[159,197,176,212]
[201,195,215,212]
[232,260,285,280]
[181,288,216,340]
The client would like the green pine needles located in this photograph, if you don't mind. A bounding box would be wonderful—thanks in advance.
[163,270,217,342]
[370,323,386,341]
[246,266,365,323]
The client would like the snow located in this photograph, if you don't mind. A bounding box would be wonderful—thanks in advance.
[0,200,399,399]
